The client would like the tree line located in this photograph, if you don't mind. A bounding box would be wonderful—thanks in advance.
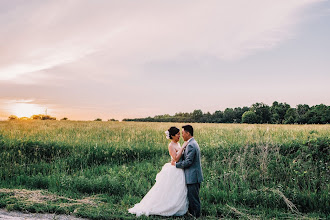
[123,101,330,124]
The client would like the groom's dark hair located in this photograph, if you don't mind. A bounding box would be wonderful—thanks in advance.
[182,125,193,136]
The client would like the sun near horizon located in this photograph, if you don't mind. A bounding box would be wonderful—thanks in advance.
[1,100,127,121]
[7,102,47,118]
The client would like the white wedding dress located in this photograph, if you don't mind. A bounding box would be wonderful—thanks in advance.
[128,147,188,217]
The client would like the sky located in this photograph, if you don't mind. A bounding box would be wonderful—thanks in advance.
[0,0,329,121]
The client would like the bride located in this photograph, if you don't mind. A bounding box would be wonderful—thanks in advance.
[128,126,189,217]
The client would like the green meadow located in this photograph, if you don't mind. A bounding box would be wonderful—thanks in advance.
[0,120,329,219]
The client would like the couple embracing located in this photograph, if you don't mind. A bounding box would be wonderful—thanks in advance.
[129,125,203,218]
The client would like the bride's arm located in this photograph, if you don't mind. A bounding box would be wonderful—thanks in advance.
[168,143,187,162]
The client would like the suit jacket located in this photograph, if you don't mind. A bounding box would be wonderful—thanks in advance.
[176,137,203,184]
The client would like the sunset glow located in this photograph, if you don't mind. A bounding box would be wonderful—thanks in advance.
[9,102,46,118]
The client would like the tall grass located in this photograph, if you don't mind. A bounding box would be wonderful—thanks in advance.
[0,120,329,219]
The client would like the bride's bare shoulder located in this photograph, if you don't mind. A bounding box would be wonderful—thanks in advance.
[169,142,181,152]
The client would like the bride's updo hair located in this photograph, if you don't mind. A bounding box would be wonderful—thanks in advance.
[168,126,180,139]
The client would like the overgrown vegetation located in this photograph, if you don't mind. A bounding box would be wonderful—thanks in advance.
[0,121,329,219]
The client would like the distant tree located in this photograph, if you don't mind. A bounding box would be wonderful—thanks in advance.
[223,108,235,123]
[32,115,42,120]
[296,104,310,124]
[41,115,56,120]
[306,104,330,124]
[31,114,56,120]
[174,112,189,122]
[251,102,271,123]
[94,118,102,121]
[192,109,203,122]
[61,117,68,120]
[233,107,249,123]
[201,112,212,123]
[271,114,280,123]
[242,111,258,124]
[108,118,118,121]
[270,101,290,124]
[284,108,297,124]
[146,116,155,122]
[8,115,18,120]
[212,110,224,123]
[42,115,50,120]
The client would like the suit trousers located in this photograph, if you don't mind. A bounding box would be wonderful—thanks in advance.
[187,183,201,218]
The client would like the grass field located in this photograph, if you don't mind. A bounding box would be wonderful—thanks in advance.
[0,120,329,219]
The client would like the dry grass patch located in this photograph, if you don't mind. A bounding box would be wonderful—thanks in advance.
[0,188,98,208]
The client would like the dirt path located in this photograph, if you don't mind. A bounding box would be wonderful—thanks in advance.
[0,209,86,220]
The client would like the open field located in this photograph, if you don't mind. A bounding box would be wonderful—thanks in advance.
[0,121,329,219]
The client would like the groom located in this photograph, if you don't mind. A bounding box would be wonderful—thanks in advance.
[172,125,203,218]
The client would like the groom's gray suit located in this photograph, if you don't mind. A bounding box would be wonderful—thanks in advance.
[176,137,203,218]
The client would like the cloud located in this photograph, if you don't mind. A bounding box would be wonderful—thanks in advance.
[0,0,328,120]
[0,0,126,81]
[0,0,324,81]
